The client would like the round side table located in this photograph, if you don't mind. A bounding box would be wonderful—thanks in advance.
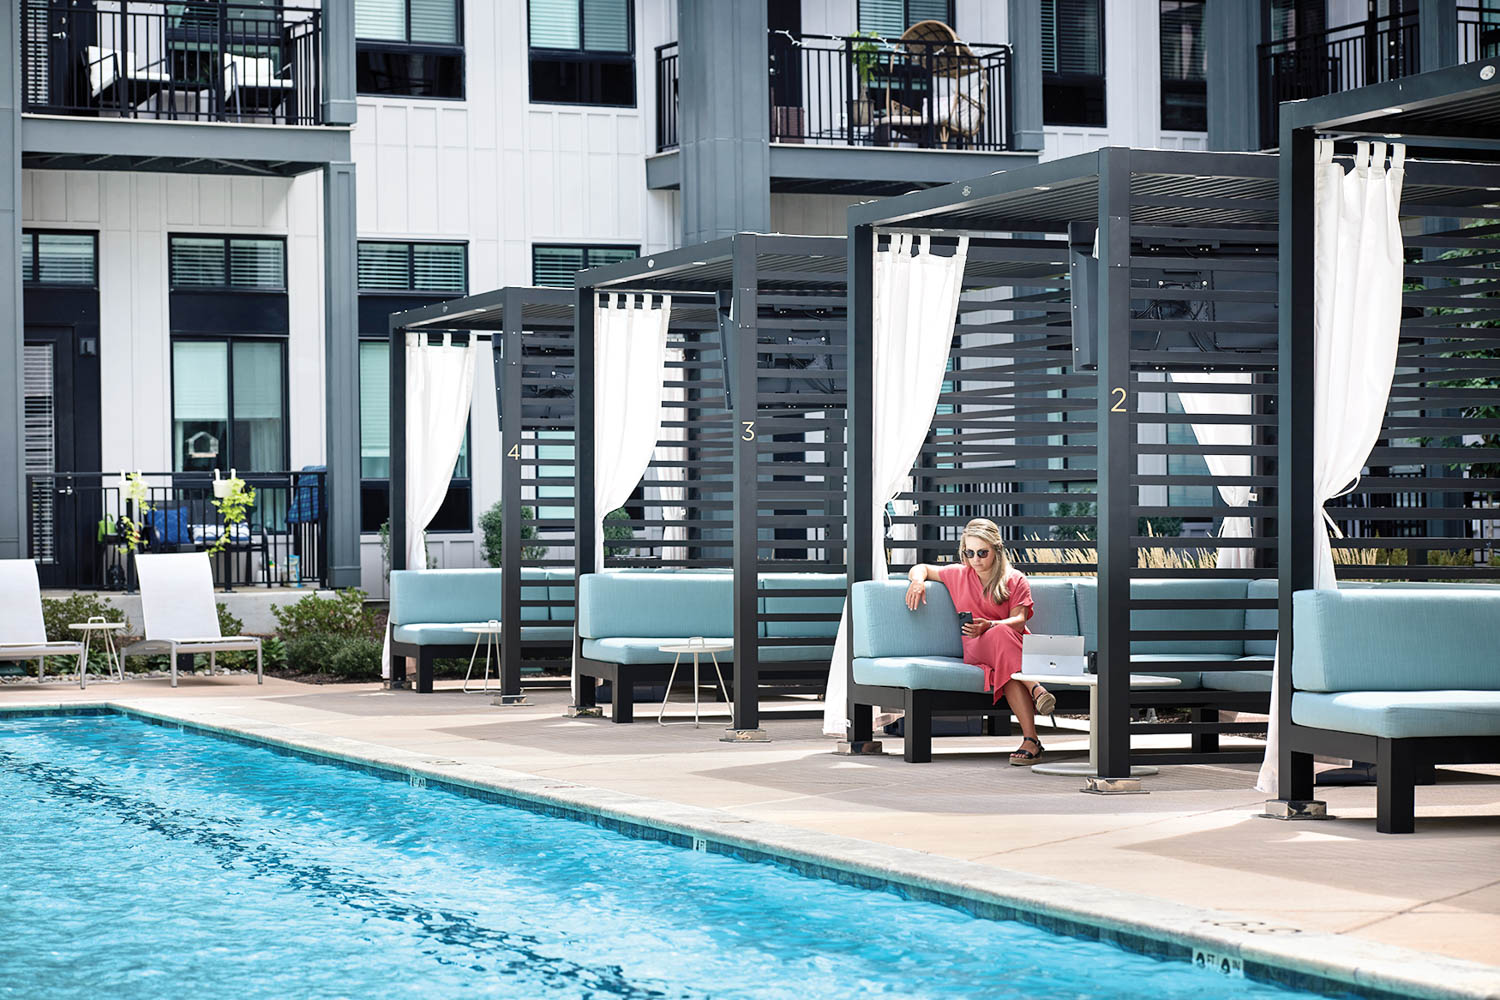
[462,621,503,693]
[69,618,127,689]
[656,638,733,728]
[1010,672,1181,778]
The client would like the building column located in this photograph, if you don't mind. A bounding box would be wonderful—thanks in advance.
[1419,0,1459,73]
[677,0,769,244]
[1206,0,1262,151]
[1006,0,1044,151]
[324,161,360,588]
[322,0,358,126]
[1,0,24,559]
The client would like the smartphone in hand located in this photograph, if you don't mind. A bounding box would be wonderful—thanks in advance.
[956,611,973,630]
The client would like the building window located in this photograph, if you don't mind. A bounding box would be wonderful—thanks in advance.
[169,236,286,291]
[20,231,97,286]
[1042,0,1105,127]
[857,0,954,36]
[531,244,639,287]
[356,0,464,99]
[356,240,470,533]
[1160,1,1205,131]
[172,338,287,472]
[528,0,635,107]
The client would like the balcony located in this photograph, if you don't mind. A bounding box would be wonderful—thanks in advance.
[1257,6,1500,148]
[651,30,1029,196]
[21,0,322,125]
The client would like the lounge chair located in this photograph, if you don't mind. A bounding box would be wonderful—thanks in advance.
[0,559,86,686]
[125,553,262,687]
[223,54,294,121]
[85,45,171,111]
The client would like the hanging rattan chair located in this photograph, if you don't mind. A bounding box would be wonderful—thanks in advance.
[880,20,987,147]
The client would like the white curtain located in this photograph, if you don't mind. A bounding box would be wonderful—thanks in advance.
[652,346,688,563]
[823,234,971,736]
[1167,371,1255,569]
[1257,139,1405,792]
[592,292,672,570]
[405,332,479,571]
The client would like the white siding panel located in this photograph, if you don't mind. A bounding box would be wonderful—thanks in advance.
[65,173,101,223]
[230,176,262,227]
[197,175,228,225]
[33,171,66,221]
[408,144,440,234]
[20,170,33,221]
[103,173,131,230]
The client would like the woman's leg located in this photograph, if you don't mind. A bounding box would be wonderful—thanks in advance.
[1001,677,1038,741]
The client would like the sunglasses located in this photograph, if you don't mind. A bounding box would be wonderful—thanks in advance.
[963,548,993,559]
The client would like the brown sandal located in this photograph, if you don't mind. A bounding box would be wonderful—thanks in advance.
[1029,683,1056,716]
[1009,736,1043,766]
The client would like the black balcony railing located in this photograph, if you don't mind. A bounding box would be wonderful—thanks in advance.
[1257,10,1419,148]
[26,470,329,592]
[1458,4,1500,64]
[656,31,1014,154]
[20,1,322,125]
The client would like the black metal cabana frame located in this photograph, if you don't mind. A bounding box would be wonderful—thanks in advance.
[388,286,577,697]
[846,148,1292,780]
[573,234,848,734]
[1271,62,1500,828]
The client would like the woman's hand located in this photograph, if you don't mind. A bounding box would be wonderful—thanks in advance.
[905,579,927,610]
[961,619,992,637]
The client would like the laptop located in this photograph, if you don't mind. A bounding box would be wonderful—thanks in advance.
[1020,633,1089,676]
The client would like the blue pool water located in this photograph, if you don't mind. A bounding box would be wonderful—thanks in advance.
[0,713,1344,1000]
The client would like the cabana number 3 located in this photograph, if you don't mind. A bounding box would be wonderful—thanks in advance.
[1109,387,1127,413]
[741,421,756,441]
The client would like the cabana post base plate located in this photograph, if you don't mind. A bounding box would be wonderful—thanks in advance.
[834,740,886,756]
[721,728,771,743]
[566,705,604,718]
[1082,777,1146,795]
[492,694,529,707]
[1261,799,1329,820]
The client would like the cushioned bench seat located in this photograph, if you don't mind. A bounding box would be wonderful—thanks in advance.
[1293,690,1500,740]
[581,636,733,664]
[396,623,575,645]
[1202,659,1274,693]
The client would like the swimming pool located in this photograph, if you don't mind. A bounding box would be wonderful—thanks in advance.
[0,711,1358,999]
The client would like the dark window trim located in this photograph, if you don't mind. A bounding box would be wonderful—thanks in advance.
[355,41,467,101]
[354,0,465,46]
[168,333,291,474]
[1042,0,1107,127]
[20,228,100,289]
[1159,0,1206,132]
[531,242,641,286]
[356,239,469,295]
[167,232,289,293]
[526,0,635,54]
[526,0,637,108]
[856,0,957,34]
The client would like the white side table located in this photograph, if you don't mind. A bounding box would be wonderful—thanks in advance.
[462,621,503,693]
[1011,672,1181,778]
[69,618,126,689]
[657,638,733,728]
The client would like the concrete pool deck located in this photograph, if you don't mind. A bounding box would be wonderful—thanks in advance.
[4,674,1498,995]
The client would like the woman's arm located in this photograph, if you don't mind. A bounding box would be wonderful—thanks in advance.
[969,605,1032,635]
[903,564,946,610]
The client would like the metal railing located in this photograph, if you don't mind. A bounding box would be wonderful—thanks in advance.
[20,1,322,125]
[26,470,328,592]
[656,31,1014,153]
[1257,10,1419,148]
[1458,5,1500,64]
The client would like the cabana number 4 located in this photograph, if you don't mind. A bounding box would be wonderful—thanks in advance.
[507,444,520,459]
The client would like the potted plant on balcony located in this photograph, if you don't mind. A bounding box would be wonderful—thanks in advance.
[850,31,881,128]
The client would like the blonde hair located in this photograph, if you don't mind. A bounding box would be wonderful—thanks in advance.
[956,518,1014,603]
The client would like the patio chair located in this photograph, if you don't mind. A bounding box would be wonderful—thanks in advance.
[879,21,987,147]
[0,559,85,686]
[223,53,294,121]
[124,552,262,687]
[84,45,171,111]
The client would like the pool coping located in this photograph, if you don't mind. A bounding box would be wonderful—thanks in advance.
[6,701,1497,1000]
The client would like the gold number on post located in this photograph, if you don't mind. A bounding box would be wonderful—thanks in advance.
[741,420,756,441]
[1109,387,1127,413]
[507,444,520,460]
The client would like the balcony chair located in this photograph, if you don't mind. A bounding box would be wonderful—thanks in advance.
[123,552,262,687]
[223,53,294,122]
[85,45,171,113]
[0,559,86,686]
[877,21,986,148]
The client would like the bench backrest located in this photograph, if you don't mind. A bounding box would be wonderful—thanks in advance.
[1293,589,1500,692]
[577,572,733,639]
[759,573,845,639]
[1075,578,1251,655]
[389,569,502,626]
[851,581,963,659]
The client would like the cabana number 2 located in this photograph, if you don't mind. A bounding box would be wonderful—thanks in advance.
[1109,387,1127,413]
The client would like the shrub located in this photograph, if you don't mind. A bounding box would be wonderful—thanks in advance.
[261,635,288,671]
[604,507,633,558]
[328,637,383,680]
[285,633,347,674]
[214,602,256,670]
[478,500,548,565]
[41,594,128,642]
[272,589,379,642]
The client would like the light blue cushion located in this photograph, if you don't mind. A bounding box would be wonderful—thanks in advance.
[759,573,845,639]
[1077,578,1249,656]
[1243,578,1279,656]
[1025,579,1080,637]
[1292,690,1500,739]
[1201,658,1274,693]
[577,572,732,639]
[392,623,575,645]
[853,655,984,693]
[1292,589,1500,693]
[851,581,963,659]
[519,567,551,623]
[1128,652,1238,690]
[582,637,732,665]
[545,568,576,623]
[756,643,835,663]
[389,569,501,626]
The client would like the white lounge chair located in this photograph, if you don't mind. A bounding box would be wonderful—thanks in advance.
[0,559,85,686]
[127,553,262,688]
[85,45,171,108]
[223,53,294,120]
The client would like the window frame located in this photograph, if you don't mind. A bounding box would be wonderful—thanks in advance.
[169,334,291,474]
[355,0,466,100]
[168,233,288,294]
[856,0,956,36]
[530,242,641,287]
[1159,0,1207,132]
[1041,0,1107,128]
[526,0,637,108]
[20,229,99,288]
[356,239,469,296]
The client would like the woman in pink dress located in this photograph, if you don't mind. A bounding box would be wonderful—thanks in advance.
[903,518,1054,764]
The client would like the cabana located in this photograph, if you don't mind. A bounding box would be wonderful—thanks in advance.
[388,287,576,699]
[573,234,848,737]
[841,148,1285,784]
[1264,62,1500,831]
